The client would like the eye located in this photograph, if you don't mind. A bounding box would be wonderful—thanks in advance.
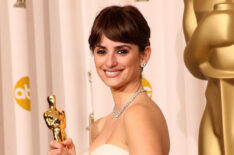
[96,50,106,55]
[117,49,128,54]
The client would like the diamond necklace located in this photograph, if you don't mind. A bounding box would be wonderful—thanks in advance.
[113,89,146,118]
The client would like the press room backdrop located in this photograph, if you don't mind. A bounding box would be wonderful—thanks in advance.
[0,0,206,154]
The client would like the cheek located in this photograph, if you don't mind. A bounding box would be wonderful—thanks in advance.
[126,56,141,68]
[94,56,102,68]
[94,58,103,77]
[123,57,141,74]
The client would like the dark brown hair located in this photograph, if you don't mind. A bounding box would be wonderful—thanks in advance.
[88,5,150,52]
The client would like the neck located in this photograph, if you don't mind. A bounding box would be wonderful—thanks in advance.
[110,80,144,112]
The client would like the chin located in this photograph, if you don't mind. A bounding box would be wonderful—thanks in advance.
[102,79,126,90]
[105,81,123,89]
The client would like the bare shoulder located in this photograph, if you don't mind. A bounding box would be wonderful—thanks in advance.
[126,98,164,120]
[123,97,170,155]
[89,115,108,145]
[124,97,167,131]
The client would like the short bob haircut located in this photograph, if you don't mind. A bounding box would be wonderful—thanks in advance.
[88,5,151,52]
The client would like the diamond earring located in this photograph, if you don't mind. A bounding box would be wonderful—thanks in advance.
[141,63,146,68]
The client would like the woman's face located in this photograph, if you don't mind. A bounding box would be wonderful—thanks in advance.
[94,35,143,89]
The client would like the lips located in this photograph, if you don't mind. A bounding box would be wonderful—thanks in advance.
[104,69,123,78]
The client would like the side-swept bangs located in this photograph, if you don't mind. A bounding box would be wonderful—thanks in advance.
[88,5,150,52]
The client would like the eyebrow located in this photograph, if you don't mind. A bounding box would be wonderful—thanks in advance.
[95,44,132,50]
[115,45,132,50]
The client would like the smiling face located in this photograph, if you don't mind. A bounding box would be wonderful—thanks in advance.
[94,35,144,90]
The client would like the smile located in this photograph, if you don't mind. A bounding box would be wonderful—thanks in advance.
[104,70,122,78]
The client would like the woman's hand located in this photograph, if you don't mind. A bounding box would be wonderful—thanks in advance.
[48,138,76,155]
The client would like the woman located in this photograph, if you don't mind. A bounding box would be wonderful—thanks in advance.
[48,5,170,155]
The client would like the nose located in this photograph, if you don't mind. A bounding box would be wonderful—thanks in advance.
[106,53,117,68]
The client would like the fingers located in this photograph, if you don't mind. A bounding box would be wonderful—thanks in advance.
[50,140,64,149]
[48,141,67,155]
[62,138,74,149]
[47,149,66,155]
[48,139,76,155]
[62,138,76,154]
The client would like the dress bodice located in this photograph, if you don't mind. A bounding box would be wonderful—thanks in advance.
[83,144,129,155]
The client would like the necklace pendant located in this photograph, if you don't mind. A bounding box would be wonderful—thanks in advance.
[114,112,120,118]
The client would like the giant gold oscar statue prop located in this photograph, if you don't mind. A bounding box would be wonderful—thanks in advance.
[44,95,67,142]
[183,0,234,154]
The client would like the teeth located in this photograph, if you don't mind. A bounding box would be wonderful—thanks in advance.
[105,71,120,76]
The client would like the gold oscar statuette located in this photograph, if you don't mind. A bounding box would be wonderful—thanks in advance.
[183,0,234,154]
[43,94,67,142]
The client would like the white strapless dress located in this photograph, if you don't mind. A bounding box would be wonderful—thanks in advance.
[83,144,129,155]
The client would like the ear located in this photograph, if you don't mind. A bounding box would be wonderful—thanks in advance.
[140,46,151,65]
